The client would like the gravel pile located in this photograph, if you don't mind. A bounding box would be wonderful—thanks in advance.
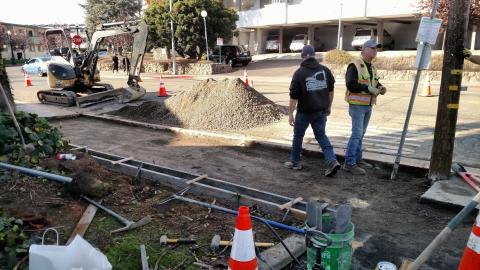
[111,78,286,131]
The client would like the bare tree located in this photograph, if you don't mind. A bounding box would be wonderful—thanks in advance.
[417,0,480,29]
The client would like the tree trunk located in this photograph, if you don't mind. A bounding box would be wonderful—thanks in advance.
[0,59,15,112]
[428,0,471,181]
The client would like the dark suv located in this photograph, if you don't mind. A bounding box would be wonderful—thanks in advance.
[209,45,252,67]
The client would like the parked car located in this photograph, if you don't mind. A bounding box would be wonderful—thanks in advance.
[265,34,280,53]
[289,34,308,52]
[208,45,252,67]
[351,28,395,50]
[21,57,51,76]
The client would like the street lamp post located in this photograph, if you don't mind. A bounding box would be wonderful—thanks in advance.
[201,10,209,61]
[169,0,177,75]
[7,31,15,65]
[337,2,343,50]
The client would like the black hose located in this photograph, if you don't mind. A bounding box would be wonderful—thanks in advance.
[251,216,304,268]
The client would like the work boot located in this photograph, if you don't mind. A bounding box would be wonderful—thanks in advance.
[343,164,366,175]
[284,161,302,170]
[357,160,374,169]
[325,160,341,177]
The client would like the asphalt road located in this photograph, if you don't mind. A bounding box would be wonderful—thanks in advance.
[6,63,480,167]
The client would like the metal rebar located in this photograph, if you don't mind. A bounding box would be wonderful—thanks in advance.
[172,194,305,234]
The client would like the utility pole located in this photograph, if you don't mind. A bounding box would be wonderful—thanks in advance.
[169,0,177,75]
[337,2,343,50]
[428,0,471,181]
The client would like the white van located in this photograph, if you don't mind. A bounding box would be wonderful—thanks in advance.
[351,28,394,50]
[289,34,308,52]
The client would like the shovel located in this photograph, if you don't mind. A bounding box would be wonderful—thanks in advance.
[81,195,152,234]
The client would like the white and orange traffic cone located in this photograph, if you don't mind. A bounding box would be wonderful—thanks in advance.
[420,73,432,97]
[158,76,167,97]
[228,206,257,270]
[24,73,32,87]
[243,69,249,86]
[458,213,480,270]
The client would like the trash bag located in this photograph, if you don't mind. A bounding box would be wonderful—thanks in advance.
[29,235,112,270]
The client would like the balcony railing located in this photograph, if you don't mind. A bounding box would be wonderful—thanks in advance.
[237,0,418,28]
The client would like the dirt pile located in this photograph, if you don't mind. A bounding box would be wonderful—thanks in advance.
[41,152,118,197]
[112,78,286,130]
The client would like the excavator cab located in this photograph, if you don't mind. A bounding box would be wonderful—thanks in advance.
[38,20,148,107]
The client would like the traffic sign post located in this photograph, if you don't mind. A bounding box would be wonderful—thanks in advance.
[72,35,83,46]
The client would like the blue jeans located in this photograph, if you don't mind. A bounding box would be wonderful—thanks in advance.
[290,111,337,165]
[345,104,372,165]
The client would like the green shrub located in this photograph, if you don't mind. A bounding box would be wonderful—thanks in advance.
[0,211,28,269]
[324,49,354,66]
[0,111,66,164]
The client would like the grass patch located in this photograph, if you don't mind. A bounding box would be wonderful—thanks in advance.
[84,213,202,269]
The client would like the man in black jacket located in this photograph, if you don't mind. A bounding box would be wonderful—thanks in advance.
[284,45,340,177]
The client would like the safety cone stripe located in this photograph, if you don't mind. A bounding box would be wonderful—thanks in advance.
[228,257,257,270]
[230,229,256,261]
[466,226,480,254]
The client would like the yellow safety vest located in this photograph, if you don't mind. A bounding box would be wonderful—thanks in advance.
[345,58,379,106]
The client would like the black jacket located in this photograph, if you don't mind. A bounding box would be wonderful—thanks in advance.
[289,57,335,113]
[345,61,382,93]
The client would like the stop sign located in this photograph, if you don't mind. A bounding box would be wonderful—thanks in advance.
[72,35,83,46]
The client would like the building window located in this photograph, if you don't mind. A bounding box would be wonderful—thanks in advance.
[37,45,42,52]
[241,0,255,10]
[28,30,33,37]
[30,44,35,52]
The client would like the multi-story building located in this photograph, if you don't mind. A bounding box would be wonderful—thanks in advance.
[0,22,49,61]
[0,22,88,62]
[223,0,478,54]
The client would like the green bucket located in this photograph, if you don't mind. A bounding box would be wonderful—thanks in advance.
[306,215,355,270]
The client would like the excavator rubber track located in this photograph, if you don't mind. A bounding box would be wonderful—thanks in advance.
[37,90,77,106]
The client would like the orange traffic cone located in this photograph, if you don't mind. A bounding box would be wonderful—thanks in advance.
[243,69,249,86]
[158,76,167,97]
[420,73,432,97]
[458,214,480,270]
[228,206,257,270]
[24,73,32,87]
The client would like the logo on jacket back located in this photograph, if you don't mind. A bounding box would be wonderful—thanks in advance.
[305,71,327,92]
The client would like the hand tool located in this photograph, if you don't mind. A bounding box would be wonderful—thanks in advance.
[159,235,196,246]
[210,234,274,251]
[81,195,152,234]
[407,191,480,270]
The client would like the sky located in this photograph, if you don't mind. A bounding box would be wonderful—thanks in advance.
[1,0,86,25]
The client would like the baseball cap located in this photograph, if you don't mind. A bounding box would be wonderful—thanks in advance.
[362,39,382,50]
[301,45,315,58]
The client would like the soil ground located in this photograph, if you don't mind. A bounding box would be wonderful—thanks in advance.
[0,153,292,270]
[49,117,474,269]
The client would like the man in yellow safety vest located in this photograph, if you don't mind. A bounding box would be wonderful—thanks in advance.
[343,39,387,175]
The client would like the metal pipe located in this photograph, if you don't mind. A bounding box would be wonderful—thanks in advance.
[0,162,72,183]
[172,195,305,234]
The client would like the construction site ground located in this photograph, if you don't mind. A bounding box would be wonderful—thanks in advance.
[1,152,295,270]
[5,63,480,269]
[45,116,472,269]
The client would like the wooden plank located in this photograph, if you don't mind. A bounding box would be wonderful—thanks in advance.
[66,204,98,245]
[111,156,134,165]
[186,174,208,185]
[278,197,303,210]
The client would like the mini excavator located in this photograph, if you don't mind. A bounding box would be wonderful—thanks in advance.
[37,20,148,107]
